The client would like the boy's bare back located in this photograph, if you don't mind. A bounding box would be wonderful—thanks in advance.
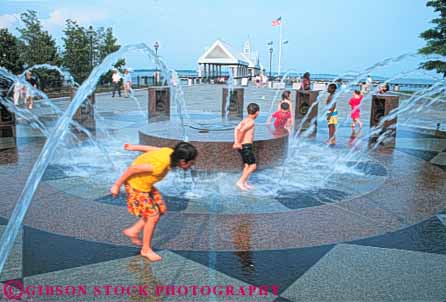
[234,118,255,148]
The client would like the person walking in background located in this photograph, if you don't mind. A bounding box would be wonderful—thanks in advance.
[261,71,268,87]
[300,72,311,90]
[123,69,133,98]
[365,74,373,93]
[112,70,122,97]
[25,71,37,109]
[255,75,261,88]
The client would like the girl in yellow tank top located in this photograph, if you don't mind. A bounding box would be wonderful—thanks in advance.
[110,142,197,262]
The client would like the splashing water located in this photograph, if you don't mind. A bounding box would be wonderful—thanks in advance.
[1,46,445,275]
[0,43,190,273]
[0,66,118,169]
[224,68,235,120]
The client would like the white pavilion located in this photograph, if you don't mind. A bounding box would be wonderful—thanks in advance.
[197,39,263,80]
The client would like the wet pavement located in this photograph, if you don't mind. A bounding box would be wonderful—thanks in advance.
[0,85,446,302]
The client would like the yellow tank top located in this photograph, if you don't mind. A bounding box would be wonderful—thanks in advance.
[127,147,173,192]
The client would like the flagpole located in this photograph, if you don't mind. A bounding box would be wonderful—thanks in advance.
[278,18,283,77]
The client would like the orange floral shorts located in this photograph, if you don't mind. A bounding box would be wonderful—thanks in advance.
[125,184,167,218]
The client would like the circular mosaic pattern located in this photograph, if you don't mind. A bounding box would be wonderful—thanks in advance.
[0,137,445,252]
[42,159,388,215]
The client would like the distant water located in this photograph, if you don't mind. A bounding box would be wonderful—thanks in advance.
[130,69,436,90]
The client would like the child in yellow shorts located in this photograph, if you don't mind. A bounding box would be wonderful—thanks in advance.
[326,83,338,145]
[111,142,197,261]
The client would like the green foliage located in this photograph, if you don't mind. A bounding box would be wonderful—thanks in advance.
[31,67,64,90]
[62,19,91,83]
[16,10,61,67]
[98,27,125,84]
[62,22,125,84]
[419,0,446,75]
[16,10,62,90]
[0,28,23,74]
[0,9,125,87]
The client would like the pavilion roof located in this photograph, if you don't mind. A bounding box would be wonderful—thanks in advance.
[198,40,249,66]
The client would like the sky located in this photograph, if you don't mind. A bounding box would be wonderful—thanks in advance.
[0,0,438,76]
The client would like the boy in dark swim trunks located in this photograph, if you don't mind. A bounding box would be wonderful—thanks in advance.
[233,103,260,191]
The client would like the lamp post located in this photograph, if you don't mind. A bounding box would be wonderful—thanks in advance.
[153,41,160,85]
[87,26,95,71]
[269,47,273,80]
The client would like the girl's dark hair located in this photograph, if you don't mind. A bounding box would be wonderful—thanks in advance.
[170,142,198,168]
[280,102,290,110]
[303,72,310,79]
[281,90,291,100]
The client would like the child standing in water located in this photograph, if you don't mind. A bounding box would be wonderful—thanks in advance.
[233,103,260,191]
[326,83,338,145]
[110,142,197,261]
[268,102,292,131]
[349,90,363,129]
[277,90,294,127]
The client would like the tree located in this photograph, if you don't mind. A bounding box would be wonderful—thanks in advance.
[419,0,446,76]
[0,28,23,74]
[16,10,62,90]
[62,19,91,83]
[17,10,60,67]
[62,23,124,84]
[98,27,125,84]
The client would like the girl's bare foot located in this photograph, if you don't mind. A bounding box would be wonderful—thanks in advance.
[244,182,254,189]
[236,181,248,191]
[140,249,162,262]
[122,229,142,246]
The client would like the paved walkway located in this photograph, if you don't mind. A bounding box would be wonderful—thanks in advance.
[0,84,445,302]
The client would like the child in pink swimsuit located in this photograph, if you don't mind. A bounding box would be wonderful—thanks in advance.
[268,102,292,130]
[349,90,363,129]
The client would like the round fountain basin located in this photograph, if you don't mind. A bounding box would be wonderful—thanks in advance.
[139,118,289,171]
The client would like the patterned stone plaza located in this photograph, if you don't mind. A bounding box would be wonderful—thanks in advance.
[0,85,446,301]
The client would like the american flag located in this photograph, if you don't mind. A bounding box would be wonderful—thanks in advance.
[272,17,282,27]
